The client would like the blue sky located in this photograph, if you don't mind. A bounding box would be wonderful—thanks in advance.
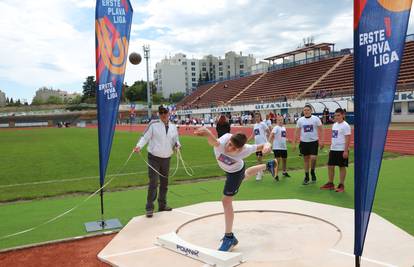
[0,0,413,102]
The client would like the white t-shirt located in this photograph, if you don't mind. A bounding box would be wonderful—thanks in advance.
[253,122,268,144]
[214,133,257,173]
[272,125,287,150]
[265,119,272,127]
[296,115,322,142]
[330,121,351,151]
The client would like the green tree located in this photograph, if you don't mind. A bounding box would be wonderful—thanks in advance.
[169,92,185,103]
[125,80,148,102]
[31,97,44,105]
[46,95,63,104]
[82,76,96,102]
[152,93,164,104]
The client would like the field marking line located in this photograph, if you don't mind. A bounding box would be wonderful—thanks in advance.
[103,246,159,258]
[329,249,398,267]
[173,209,200,217]
[0,152,331,189]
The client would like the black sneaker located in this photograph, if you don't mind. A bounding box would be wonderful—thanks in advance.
[274,175,279,181]
[159,206,173,212]
[311,176,317,183]
[283,172,291,178]
[146,210,154,218]
[302,178,310,185]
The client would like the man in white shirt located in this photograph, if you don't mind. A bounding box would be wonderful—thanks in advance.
[292,105,324,185]
[194,127,276,252]
[269,116,290,181]
[250,113,270,180]
[320,108,351,192]
[134,106,181,218]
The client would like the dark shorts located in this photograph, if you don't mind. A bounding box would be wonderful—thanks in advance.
[328,151,348,167]
[223,165,246,196]
[255,151,263,157]
[300,141,319,156]
[273,149,288,159]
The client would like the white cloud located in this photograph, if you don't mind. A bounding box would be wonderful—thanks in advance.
[3,0,413,101]
[0,0,95,97]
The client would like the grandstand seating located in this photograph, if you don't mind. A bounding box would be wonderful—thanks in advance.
[178,40,414,108]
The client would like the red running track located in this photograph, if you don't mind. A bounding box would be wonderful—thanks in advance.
[89,124,414,155]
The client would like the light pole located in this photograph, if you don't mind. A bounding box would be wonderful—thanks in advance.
[143,45,151,119]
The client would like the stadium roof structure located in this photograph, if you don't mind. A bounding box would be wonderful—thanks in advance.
[264,42,335,62]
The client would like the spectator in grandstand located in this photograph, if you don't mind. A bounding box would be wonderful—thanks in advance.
[216,115,231,138]
[269,116,290,181]
[134,105,181,218]
[292,105,324,185]
[249,113,270,181]
[264,114,272,130]
[294,113,299,123]
[320,108,351,193]
[185,117,190,130]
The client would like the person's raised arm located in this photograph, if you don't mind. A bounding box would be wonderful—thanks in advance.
[194,127,220,147]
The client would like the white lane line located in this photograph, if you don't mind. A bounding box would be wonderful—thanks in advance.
[329,249,398,267]
[104,246,159,258]
[173,209,200,217]
[0,153,331,189]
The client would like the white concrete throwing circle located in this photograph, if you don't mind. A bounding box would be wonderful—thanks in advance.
[176,210,342,263]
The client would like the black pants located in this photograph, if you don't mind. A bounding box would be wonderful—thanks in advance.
[146,153,171,211]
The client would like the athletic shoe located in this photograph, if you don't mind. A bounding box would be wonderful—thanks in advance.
[335,184,345,193]
[274,175,279,181]
[146,210,154,218]
[302,178,310,185]
[283,172,291,178]
[311,175,317,183]
[218,235,239,252]
[159,206,173,212]
[266,160,277,178]
[255,171,263,181]
[320,182,335,190]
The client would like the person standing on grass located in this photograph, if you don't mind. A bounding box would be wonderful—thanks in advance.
[292,105,324,185]
[320,108,351,192]
[194,127,277,252]
[249,113,270,181]
[269,116,290,181]
[134,105,181,218]
[216,114,231,138]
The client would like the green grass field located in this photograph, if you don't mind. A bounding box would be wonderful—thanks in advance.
[1,127,399,202]
[0,127,412,250]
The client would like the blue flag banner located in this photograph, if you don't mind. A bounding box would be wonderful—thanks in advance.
[354,0,412,258]
[96,0,133,188]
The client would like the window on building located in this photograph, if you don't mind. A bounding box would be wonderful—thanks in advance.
[219,62,223,66]
[408,101,414,113]
[202,62,206,66]
[182,62,187,65]
[219,67,223,71]
[191,67,195,71]
[240,65,244,68]
[192,83,197,87]
[202,67,206,71]
[192,78,196,82]
[394,102,402,114]
[239,70,244,75]
[192,73,196,76]
[219,72,223,76]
